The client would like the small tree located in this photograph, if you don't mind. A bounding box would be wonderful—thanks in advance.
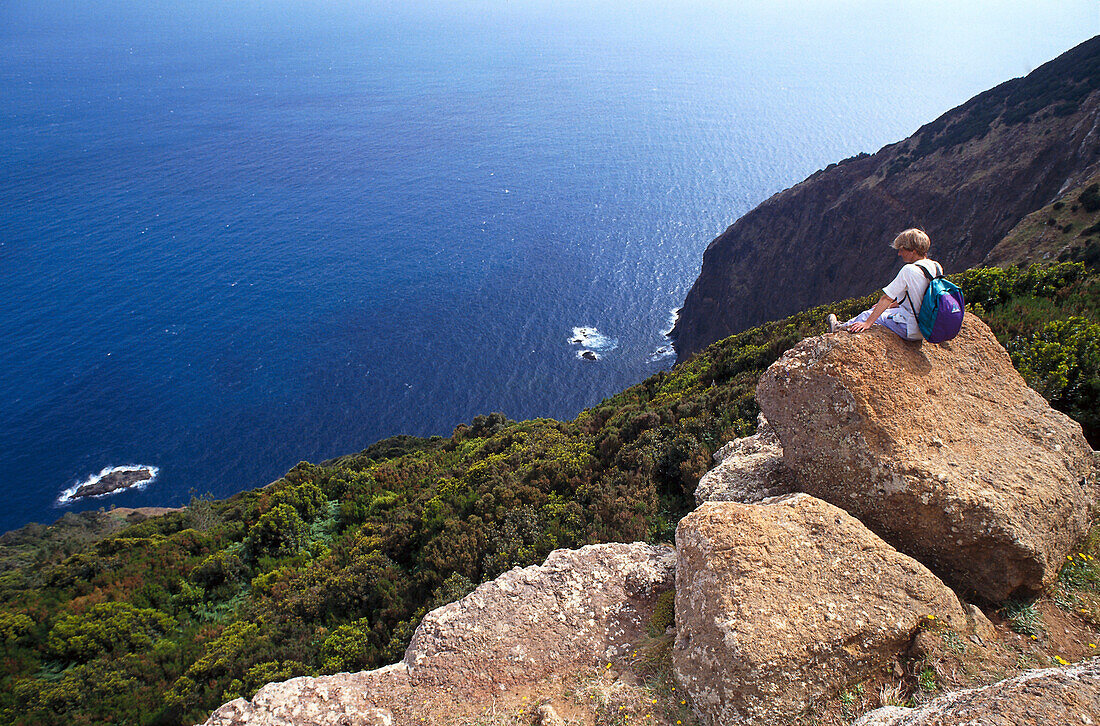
[245,504,306,559]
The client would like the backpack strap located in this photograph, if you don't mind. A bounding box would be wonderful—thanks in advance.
[902,260,941,316]
[915,260,942,280]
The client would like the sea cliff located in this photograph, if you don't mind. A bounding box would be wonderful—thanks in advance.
[671,35,1100,360]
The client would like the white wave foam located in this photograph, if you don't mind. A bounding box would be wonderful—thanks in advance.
[57,464,160,505]
[662,307,682,337]
[576,350,600,361]
[568,326,618,351]
[649,345,675,362]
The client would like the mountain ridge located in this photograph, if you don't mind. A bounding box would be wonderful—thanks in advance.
[671,35,1100,360]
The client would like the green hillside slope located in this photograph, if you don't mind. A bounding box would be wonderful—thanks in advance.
[0,261,1097,726]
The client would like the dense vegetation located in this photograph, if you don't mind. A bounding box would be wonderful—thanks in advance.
[0,262,1097,726]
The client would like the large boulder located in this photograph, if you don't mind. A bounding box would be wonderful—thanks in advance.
[694,414,795,505]
[855,659,1100,725]
[200,543,674,725]
[757,314,1097,602]
[203,664,409,726]
[406,542,674,694]
[673,494,971,726]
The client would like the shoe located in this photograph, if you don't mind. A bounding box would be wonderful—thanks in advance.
[827,314,839,333]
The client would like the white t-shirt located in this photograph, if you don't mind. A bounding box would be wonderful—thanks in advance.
[882,259,941,340]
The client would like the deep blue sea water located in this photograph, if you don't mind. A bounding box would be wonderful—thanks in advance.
[1,0,1096,532]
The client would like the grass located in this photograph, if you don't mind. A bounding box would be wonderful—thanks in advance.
[941,630,967,655]
[568,637,697,726]
[916,666,938,694]
[1055,527,1100,627]
[1001,600,1043,637]
[877,683,908,708]
[1059,552,1100,590]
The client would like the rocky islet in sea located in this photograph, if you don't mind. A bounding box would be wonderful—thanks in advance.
[66,466,158,501]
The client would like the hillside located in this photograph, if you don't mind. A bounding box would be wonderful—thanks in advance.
[0,261,1096,725]
[671,35,1100,359]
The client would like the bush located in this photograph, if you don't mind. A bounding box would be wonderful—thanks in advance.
[271,482,327,523]
[1009,316,1100,443]
[319,618,379,673]
[190,548,249,591]
[1081,183,1100,213]
[245,504,307,559]
[46,602,174,663]
[0,611,35,644]
[648,588,675,636]
[222,660,316,701]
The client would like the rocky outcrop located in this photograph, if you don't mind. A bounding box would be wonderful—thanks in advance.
[672,37,1100,359]
[201,543,673,725]
[854,659,1100,725]
[405,542,674,694]
[205,665,409,726]
[756,315,1098,602]
[673,494,970,726]
[693,414,794,504]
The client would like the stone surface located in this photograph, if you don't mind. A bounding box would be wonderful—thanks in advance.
[694,414,794,505]
[537,704,566,726]
[202,665,408,726]
[406,542,675,694]
[854,659,1100,725]
[673,495,970,726]
[756,315,1097,602]
[671,39,1100,359]
[200,543,674,725]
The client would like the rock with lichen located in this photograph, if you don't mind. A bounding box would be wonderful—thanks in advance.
[757,315,1098,602]
[673,494,971,726]
[854,659,1100,725]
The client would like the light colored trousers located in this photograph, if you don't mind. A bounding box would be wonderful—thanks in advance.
[842,307,915,339]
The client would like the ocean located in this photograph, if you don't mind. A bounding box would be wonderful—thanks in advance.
[1,0,1095,532]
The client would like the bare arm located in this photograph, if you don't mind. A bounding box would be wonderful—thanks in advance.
[849,294,896,332]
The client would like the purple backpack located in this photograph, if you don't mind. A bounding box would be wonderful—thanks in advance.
[915,263,965,343]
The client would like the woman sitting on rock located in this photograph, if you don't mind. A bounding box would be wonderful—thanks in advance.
[828,228,940,340]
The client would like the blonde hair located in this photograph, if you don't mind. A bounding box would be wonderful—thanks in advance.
[891,228,931,254]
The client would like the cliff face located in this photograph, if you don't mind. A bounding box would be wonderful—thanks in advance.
[672,35,1100,360]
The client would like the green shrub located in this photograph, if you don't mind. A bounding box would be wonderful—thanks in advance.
[1081,183,1100,213]
[1009,317,1100,442]
[1002,600,1042,636]
[1060,551,1100,590]
[46,602,174,663]
[222,660,316,701]
[0,611,35,644]
[271,482,327,523]
[319,618,380,673]
[245,504,307,559]
[190,548,249,592]
[648,588,675,636]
